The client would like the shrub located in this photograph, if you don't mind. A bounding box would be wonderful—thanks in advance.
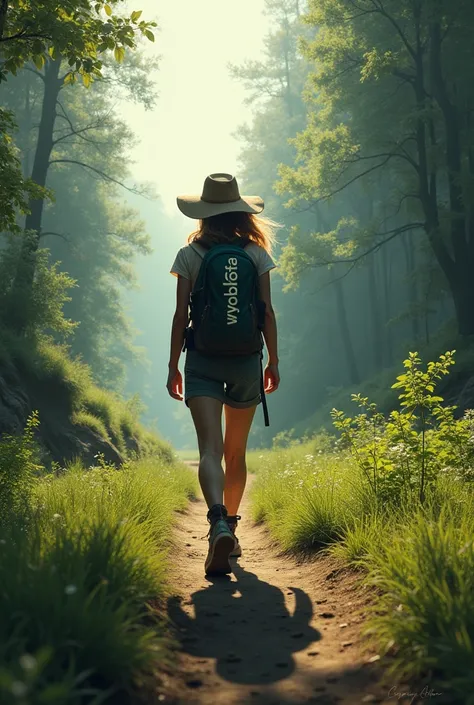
[331,350,474,507]
[0,412,42,526]
[0,240,76,337]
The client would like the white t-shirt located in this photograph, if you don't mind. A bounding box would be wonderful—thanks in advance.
[170,240,276,289]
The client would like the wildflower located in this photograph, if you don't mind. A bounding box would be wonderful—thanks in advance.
[52,513,61,520]
[11,682,28,697]
[19,654,36,671]
[65,584,77,595]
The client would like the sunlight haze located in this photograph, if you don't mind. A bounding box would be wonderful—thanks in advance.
[123,0,269,216]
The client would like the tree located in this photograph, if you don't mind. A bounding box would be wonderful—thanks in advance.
[0,0,155,226]
[278,0,474,335]
[0,0,156,81]
[1,49,156,383]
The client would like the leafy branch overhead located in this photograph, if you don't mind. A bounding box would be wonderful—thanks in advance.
[275,0,474,336]
[0,1,157,83]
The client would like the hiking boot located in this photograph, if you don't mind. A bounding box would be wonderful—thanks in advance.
[226,514,242,558]
[203,504,235,575]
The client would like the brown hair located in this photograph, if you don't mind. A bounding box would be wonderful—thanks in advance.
[187,212,278,255]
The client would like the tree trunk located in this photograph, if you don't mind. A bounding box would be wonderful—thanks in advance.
[468,108,474,249]
[401,233,420,343]
[367,254,383,369]
[429,21,473,334]
[283,18,293,118]
[334,276,360,385]
[21,70,33,175]
[381,227,393,367]
[9,57,62,331]
[408,13,470,333]
[0,0,8,39]
[431,22,468,267]
[450,278,474,336]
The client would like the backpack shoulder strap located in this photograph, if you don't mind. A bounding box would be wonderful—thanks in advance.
[189,242,208,259]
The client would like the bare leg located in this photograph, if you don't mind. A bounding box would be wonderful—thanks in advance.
[188,397,225,509]
[223,405,257,515]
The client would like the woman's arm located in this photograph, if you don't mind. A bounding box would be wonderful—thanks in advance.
[167,275,191,400]
[259,271,280,393]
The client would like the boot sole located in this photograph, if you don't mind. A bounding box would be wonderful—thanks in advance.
[205,533,235,575]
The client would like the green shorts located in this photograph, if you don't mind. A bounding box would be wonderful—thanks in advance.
[184,350,261,409]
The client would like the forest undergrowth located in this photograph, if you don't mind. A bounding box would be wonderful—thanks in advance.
[0,416,198,705]
[249,351,474,704]
[0,328,174,463]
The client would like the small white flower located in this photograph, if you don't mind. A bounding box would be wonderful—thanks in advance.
[52,513,61,520]
[11,681,28,697]
[0,539,6,545]
[65,584,77,595]
[20,654,37,671]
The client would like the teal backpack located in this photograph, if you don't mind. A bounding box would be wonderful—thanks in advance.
[183,237,270,426]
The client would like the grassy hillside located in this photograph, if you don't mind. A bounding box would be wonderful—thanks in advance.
[0,419,198,704]
[248,351,474,703]
[0,329,173,466]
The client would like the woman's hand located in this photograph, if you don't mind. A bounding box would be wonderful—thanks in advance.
[264,363,280,394]
[166,367,183,401]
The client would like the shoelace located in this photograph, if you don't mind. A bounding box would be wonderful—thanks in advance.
[200,513,242,540]
[200,512,225,540]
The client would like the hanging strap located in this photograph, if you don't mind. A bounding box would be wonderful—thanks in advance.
[260,352,270,427]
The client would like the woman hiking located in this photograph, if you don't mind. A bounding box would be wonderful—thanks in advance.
[167,173,280,576]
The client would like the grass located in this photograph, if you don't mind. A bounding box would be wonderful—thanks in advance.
[174,449,199,461]
[0,453,198,704]
[0,328,174,463]
[249,442,474,702]
[72,410,110,442]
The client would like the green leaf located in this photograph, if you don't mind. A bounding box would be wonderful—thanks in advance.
[64,72,76,85]
[145,29,155,42]
[131,10,142,22]
[33,54,45,70]
[104,4,112,16]
[82,73,92,88]
[114,46,125,63]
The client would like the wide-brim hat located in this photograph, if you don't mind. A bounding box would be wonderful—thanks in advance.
[177,173,264,219]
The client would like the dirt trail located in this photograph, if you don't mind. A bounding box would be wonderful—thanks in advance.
[158,467,413,705]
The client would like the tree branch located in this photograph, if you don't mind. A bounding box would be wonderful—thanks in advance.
[371,0,417,61]
[48,158,150,197]
[53,119,108,147]
[310,222,424,267]
[311,261,358,293]
[23,65,45,82]
[317,154,395,204]
[39,231,71,244]
[345,145,419,172]
[0,30,52,42]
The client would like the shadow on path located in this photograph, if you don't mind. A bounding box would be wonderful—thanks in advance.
[167,560,321,686]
